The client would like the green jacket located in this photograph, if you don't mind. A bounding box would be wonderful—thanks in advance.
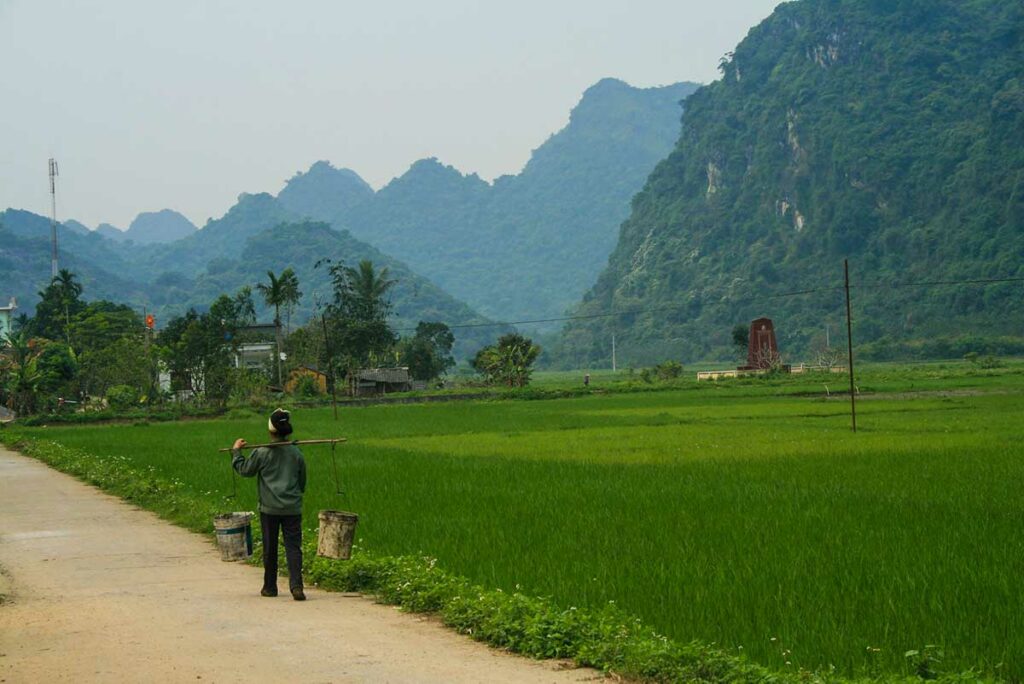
[232,443,306,515]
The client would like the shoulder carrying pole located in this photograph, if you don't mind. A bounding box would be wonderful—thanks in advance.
[218,438,347,452]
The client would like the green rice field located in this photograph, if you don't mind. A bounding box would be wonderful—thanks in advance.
[9,362,1024,679]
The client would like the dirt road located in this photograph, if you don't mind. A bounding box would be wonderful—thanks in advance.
[0,446,597,683]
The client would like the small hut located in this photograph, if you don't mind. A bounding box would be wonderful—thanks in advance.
[350,367,413,397]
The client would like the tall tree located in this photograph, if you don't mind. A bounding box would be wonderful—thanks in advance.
[233,286,257,325]
[337,260,396,321]
[400,321,455,382]
[278,268,302,334]
[1,330,42,415]
[34,269,85,343]
[157,287,255,405]
[54,269,82,346]
[323,260,397,383]
[256,270,288,387]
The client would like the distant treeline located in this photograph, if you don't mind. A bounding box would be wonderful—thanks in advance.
[857,335,1024,362]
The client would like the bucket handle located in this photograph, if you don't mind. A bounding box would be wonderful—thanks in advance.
[331,440,343,496]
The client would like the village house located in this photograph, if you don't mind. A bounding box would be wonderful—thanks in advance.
[232,323,279,371]
[0,297,17,339]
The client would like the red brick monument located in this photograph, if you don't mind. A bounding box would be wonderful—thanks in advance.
[741,317,782,370]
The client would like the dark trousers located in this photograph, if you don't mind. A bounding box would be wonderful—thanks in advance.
[260,513,303,591]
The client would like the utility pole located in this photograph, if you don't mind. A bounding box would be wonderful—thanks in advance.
[48,158,59,278]
[844,259,857,432]
[611,333,617,372]
[321,313,338,421]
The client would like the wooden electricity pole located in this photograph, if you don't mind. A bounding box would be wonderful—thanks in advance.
[844,259,857,432]
[321,313,339,421]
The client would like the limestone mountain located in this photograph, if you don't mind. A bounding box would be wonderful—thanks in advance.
[124,209,198,244]
[277,161,374,221]
[277,78,700,325]
[60,219,91,235]
[94,223,127,241]
[138,193,294,279]
[557,0,1024,366]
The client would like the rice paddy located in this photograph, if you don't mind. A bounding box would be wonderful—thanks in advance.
[11,362,1024,678]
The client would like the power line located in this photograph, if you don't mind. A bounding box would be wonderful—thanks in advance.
[857,276,1024,289]
[393,273,1021,334]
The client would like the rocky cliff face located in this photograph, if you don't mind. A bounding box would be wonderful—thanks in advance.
[556,0,1024,366]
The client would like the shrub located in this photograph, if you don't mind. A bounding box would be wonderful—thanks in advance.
[292,374,322,398]
[639,361,684,383]
[978,355,1003,369]
[655,360,684,380]
[228,369,270,407]
[105,384,138,411]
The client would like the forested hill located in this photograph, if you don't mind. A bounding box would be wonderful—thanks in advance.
[0,209,151,307]
[279,78,700,325]
[556,0,1024,366]
[0,204,499,358]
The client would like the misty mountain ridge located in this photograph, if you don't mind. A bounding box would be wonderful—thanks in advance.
[95,223,126,241]
[277,161,374,220]
[62,210,197,245]
[276,78,700,325]
[1,76,698,356]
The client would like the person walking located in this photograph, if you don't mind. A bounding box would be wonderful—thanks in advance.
[231,408,307,601]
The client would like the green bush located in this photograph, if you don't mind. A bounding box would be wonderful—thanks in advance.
[105,384,138,411]
[655,360,684,380]
[292,374,322,398]
[228,369,271,407]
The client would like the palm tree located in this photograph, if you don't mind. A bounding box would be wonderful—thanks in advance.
[346,261,395,321]
[11,313,31,335]
[3,330,42,415]
[233,286,257,325]
[53,269,82,345]
[278,268,302,334]
[256,270,289,387]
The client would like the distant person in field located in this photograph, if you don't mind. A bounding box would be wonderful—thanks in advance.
[232,408,307,601]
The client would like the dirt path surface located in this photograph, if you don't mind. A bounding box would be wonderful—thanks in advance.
[0,447,598,683]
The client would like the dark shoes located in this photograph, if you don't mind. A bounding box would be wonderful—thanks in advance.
[261,586,305,600]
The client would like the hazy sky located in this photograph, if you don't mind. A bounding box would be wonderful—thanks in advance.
[1,1,781,229]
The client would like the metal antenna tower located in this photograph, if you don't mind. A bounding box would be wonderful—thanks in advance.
[48,158,59,278]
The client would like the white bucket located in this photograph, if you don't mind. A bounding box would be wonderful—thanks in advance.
[317,510,359,560]
[213,512,254,561]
